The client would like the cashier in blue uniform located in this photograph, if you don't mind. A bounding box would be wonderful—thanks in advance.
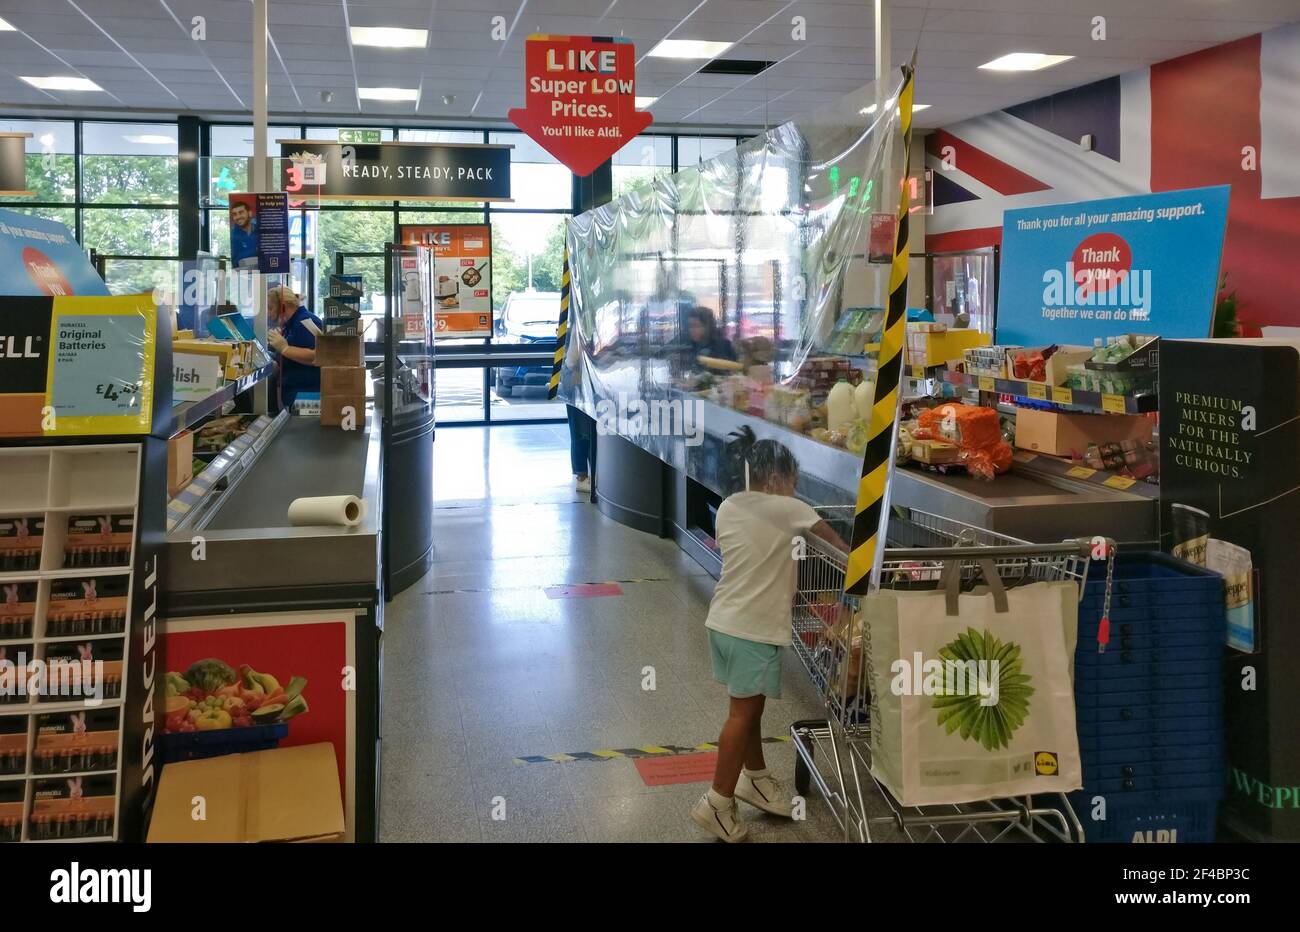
[266,285,322,409]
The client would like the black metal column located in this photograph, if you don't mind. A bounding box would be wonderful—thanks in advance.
[177,116,202,260]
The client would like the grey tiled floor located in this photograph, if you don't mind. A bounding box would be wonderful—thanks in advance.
[379,423,876,843]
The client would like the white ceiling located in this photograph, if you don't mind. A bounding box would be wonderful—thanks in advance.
[0,0,1296,131]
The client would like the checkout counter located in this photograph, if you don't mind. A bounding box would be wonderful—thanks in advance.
[161,415,383,842]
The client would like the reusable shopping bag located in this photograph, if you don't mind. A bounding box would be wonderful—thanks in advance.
[865,561,1082,806]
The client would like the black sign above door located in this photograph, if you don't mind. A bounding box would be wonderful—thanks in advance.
[278,140,512,202]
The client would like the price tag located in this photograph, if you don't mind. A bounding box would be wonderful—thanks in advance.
[911,365,924,379]
[978,376,995,392]
[1067,466,1097,479]
[1102,393,1126,414]
[1013,451,1038,463]
[1103,474,1137,490]
[1026,382,1047,400]
[1052,386,1073,405]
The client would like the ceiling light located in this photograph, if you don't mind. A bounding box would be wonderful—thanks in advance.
[979,52,1073,72]
[647,39,733,59]
[124,134,175,145]
[21,76,103,92]
[350,26,428,49]
[0,17,15,31]
[860,100,930,115]
[358,86,418,102]
[635,96,657,108]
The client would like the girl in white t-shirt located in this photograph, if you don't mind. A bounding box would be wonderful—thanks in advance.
[691,427,847,843]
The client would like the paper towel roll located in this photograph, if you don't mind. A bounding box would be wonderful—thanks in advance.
[287,495,367,527]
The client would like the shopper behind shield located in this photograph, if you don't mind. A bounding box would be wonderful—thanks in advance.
[691,426,847,842]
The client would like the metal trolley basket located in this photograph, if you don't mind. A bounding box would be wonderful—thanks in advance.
[790,505,1109,843]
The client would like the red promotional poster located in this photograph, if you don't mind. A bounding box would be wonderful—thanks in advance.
[508,34,652,177]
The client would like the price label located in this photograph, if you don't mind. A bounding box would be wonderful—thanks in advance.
[912,365,924,379]
[1052,386,1073,405]
[1067,466,1097,479]
[978,376,995,392]
[1103,474,1137,490]
[1102,393,1126,414]
[1013,451,1038,463]
[1026,382,1047,400]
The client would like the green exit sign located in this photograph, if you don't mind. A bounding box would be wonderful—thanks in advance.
[339,128,382,144]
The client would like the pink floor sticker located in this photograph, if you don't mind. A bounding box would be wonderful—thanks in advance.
[634,751,718,786]
[544,582,624,599]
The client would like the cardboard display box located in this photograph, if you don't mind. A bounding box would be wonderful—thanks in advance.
[1015,407,1154,457]
[167,429,194,497]
[320,393,366,428]
[315,334,363,367]
[320,366,365,396]
[147,742,344,843]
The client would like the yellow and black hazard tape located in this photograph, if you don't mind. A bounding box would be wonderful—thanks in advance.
[846,64,916,596]
[513,736,790,765]
[546,241,571,400]
[422,576,668,596]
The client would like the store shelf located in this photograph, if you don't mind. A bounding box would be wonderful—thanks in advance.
[167,411,285,532]
[1012,450,1159,499]
[945,370,1157,415]
[0,566,130,584]
[169,363,274,435]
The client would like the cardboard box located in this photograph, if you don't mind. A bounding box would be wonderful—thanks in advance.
[1007,345,1092,385]
[167,429,194,496]
[147,743,344,843]
[315,334,363,367]
[1015,407,1154,457]
[320,366,365,396]
[320,393,366,428]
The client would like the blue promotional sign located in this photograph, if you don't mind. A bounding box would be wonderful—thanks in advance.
[996,185,1230,346]
[0,208,108,297]
[229,192,290,273]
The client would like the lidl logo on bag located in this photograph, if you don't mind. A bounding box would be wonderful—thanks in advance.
[1034,751,1059,775]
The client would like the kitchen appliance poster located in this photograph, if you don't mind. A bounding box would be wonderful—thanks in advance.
[996,185,1229,347]
[160,612,356,839]
[507,34,652,177]
[400,223,492,337]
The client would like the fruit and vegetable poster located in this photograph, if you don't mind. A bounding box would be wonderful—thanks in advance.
[160,611,355,838]
[400,223,492,337]
[996,185,1229,347]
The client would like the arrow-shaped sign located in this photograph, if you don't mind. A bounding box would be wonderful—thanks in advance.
[508,35,652,178]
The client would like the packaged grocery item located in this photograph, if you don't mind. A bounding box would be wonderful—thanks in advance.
[916,404,1012,480]
[0,643,34,705]
[0,715,26,776]
[827,380,855,432]
[1014,408,1153,457]
[1082,439,1158,480]
[0,782,22,842]
[853,379,875,420]
[39,640,123,703]
[0,516,43,572]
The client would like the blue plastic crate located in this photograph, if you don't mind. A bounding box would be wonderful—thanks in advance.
[1075,672,1221,694]
[1088,772,1226,794]
[1077,715,1222,739]
[1075,686,1223,708]
[1076,700,1220,724]
[1072,796,1220,843]
[1080,729,1221,751]
[158,722,289,763]
[1084,756,1224,780]
[1082,744,1224,768]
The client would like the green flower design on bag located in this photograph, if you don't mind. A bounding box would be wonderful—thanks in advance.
[932,627,1034,751]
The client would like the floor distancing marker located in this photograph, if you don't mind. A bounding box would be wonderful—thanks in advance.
[512,735,790,766]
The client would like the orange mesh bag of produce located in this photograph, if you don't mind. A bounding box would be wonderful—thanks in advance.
[916,404,1012,480]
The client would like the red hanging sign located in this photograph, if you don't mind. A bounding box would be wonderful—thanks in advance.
[508,35,653,177]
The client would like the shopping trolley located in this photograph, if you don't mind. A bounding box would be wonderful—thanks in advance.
[789,505,1113,843]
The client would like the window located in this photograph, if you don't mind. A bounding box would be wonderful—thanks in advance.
[488,131,572,210]
[613,135,672,198]
[81,123,178,204]
[678,135,740,168]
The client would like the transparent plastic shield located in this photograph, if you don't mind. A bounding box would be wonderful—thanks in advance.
[561,78,908,504]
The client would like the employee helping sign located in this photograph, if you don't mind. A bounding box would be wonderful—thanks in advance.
[508,35,652,177]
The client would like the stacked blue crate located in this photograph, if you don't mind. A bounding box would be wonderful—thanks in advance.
[1070,553,1226,842]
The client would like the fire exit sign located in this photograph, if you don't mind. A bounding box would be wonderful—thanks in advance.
[338,128,382,144]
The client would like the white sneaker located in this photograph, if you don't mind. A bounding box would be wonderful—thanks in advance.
[735,770,794,818]
[575,476,591,493]
[691,793,749,842]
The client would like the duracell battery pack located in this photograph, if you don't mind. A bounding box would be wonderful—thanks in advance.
[62,514,133,568]
[0,716,26,776]
[0,581,37,640]
[0,782,23,842]
[46,575,129,638]
[38,640,123,703]
[0,516,44,573]
[34,707,120,775]
[29,774,117,840]
[0,644,33,705]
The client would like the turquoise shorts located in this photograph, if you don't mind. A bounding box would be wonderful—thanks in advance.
[708,629,782,699]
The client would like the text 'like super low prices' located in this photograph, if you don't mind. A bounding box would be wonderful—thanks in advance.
[509,35,652,177]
